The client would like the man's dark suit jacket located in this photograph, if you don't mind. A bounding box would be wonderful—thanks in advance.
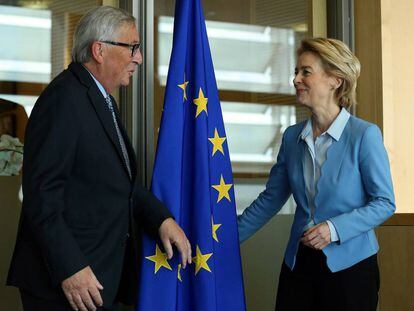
[7,62,172,306]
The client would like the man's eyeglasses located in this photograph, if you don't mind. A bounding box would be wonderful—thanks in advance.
[101,41,141,57]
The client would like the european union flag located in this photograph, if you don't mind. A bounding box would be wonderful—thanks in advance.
[137,0,246,310]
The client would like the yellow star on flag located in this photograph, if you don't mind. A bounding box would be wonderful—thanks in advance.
[193,87,208,117]
[208,128,226,156]
[145,244,172,274]
[212,175,233,203]
[178,79,189,101]
[178,264,182,282]
[193,245,213,275]
[212,217,222,242]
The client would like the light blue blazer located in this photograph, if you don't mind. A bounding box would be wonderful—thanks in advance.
[238,115,395,272]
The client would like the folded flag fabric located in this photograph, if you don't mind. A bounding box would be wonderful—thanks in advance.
[137,0,246,310]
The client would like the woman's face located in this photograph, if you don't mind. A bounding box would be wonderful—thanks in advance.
[293,52,338,109]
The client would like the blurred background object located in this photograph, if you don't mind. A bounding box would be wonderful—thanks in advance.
[0,98,27,176]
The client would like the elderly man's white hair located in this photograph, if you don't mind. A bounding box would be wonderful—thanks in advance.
[72,6,135,63]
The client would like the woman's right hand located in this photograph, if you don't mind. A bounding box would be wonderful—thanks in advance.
[300,222,331,250]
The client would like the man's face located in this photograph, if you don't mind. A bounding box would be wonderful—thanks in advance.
[102,23,142,92]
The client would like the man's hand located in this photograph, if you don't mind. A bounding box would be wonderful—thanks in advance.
[300,222,331,250]
[159,218,192,268]
[61,266,104,311]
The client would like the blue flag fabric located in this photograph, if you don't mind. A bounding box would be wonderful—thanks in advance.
[137,0,246,310]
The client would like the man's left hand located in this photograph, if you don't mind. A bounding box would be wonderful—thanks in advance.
[159,218,192,268]
[300,222,331,250]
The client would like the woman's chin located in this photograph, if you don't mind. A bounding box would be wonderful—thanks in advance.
[297,99,310,108]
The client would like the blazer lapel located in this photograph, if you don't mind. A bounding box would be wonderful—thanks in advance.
[292,136,308,208]
[322,122,351,180]
[314,121,351,207]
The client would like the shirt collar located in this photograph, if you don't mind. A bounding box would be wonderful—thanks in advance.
[298,107,350,142]
[326,107,350,141]
[82,64,108,98]
[299,119,313,143]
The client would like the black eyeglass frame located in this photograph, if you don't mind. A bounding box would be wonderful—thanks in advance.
[101,40,141,57]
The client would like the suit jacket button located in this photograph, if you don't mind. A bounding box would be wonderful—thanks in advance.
[122,233,130,246]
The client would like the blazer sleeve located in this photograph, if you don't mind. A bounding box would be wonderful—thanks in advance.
[22,85,89,286]
[330,125,395,243]
[132,183,173,238]
[238,131,292,243]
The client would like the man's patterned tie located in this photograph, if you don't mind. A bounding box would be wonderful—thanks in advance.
[105,95,132,179]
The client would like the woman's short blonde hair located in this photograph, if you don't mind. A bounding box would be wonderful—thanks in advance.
[297,38,361,108]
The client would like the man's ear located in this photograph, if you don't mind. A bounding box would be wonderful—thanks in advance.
[91,41,104,64]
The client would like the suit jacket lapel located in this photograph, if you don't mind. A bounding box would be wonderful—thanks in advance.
[68,62,134,180]
[111,95,137,181]
[88,89,127,168]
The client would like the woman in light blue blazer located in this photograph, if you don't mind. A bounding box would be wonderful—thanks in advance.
[238,38,395,311]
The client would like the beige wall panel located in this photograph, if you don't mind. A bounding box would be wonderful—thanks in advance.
[354,0,383,126]
[377,225,414,311]
[355,0,414,213]
[102,0,118,6]
[309,0,326,37]
[380,0,414,213]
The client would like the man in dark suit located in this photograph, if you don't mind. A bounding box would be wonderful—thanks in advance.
[7,6,191,311]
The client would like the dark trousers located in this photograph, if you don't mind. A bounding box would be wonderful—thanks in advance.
[275,244,380,311]
[20,290,120,311]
